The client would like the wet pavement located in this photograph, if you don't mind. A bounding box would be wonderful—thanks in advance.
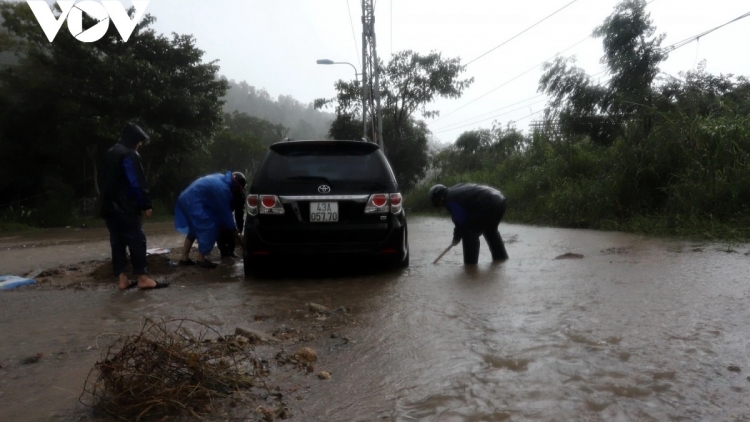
[1,216,750,421]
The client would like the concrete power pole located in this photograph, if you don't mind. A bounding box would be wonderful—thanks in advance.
[361,0,384,150]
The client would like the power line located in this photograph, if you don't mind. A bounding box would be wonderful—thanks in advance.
[432,34,593,124]
[663,10,750,52]
[346,0,360,64]
[431,95,546,131]
[432,101,547,134]
[464,0,582,67]
[421,0,675,140]
[430,71,611,137]
[433,0,661,125]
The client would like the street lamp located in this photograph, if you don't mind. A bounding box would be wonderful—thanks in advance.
[317,59,366,141]
[316,59,359,81]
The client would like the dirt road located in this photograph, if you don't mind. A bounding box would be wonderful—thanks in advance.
[1,217,750,421]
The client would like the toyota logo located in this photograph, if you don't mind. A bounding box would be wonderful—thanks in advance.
[318,185,331,194]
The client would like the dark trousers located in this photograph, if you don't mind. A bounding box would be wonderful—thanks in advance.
[104,214,147,275]
[462,201,509,265]
[217,229,235,257]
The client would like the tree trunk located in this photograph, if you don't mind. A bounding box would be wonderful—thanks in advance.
[87,145,100,197]
[92,157,99,197]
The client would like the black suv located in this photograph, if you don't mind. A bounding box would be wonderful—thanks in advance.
[243,139,409,275]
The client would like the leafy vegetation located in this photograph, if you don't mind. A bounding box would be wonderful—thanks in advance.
[0,3,317,229]
[414,0,750,241]
[315,50,473,191]
[1,0,748,242]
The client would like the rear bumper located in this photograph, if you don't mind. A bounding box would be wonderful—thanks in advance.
[243,212,407,259]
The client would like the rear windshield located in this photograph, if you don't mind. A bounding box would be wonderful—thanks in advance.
[256,143,394,184]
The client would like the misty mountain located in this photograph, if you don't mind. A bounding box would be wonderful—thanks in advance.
[222,79,334,141]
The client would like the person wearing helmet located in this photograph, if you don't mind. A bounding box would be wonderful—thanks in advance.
[175,171,246,268]
[100,123,169,290]
[217,172,247,259]
[429,183,509,265]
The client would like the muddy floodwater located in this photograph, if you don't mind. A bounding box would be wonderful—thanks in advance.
[1,216,750,421]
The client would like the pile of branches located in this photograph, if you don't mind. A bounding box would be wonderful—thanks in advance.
[80,318,262,421]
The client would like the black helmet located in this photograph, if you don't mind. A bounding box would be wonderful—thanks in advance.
[232,172,247,189]
[428,184,447,207]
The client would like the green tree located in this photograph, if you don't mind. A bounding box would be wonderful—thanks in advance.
[593,0,666,111]
[658,61,750,117]
[209,111,287,176]
[222,110,287,145]
[0,2,228,210]
[539,0,665,145]
[316,50,473,191]
[455,129,493,154]
[432,125,526,177]
[381,113,430,191]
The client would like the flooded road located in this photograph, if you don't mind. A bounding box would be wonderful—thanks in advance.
[1,216,750,421]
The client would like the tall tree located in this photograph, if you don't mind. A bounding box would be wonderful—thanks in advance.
[539,0,666,145]
[316,50,473,191]
[209,111,287,177]
[0,2,228,208]
[593,0,666,111]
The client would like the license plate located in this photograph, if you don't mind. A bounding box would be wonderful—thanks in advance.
[310,202,338,222]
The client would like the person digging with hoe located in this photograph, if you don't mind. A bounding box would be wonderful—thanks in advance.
[175,172,246,268]
[429,183,509,265]
[100,123,169,290]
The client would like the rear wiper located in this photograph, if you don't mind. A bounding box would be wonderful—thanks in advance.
[286,176,332,184]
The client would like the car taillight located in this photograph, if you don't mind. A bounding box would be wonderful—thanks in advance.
[246,194,258,216]
[259,195,285,215]
[390,193,403,214]
[365,193,389,213]
[372,194,387,207]
[261,195,276,208]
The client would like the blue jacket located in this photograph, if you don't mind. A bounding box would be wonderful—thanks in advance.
[100,124,151,216]
[175,172,237,254]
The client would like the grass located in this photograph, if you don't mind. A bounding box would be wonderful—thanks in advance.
[0,220,39,234]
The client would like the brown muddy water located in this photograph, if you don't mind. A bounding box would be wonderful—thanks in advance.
[1,216,750,421]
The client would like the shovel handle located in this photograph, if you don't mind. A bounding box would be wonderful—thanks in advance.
[433,245,453,264]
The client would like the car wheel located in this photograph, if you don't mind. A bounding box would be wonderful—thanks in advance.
[397,249,409,268]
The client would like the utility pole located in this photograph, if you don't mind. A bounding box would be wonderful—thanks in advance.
[361,0,383,150]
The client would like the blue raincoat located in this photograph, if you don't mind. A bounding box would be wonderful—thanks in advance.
[175,172,237,255]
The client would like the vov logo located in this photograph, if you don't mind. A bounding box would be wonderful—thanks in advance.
[27,1,150,43]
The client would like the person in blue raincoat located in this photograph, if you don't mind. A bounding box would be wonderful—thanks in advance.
[175,171,246,268]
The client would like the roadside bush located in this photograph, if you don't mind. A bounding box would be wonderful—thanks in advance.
[0,203,36,232]
[30,178,76,228]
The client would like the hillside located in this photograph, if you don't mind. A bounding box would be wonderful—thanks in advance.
[223,79,334,140]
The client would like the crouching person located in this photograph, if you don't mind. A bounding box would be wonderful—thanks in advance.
[175,172,246,268]
[428,183,509,265]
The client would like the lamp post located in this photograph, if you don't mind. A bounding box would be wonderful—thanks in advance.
[316,59,366,141]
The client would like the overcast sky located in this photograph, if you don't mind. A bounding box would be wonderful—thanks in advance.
[37,0,750,143]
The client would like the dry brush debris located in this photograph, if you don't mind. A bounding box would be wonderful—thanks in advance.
[80,318,271,421]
